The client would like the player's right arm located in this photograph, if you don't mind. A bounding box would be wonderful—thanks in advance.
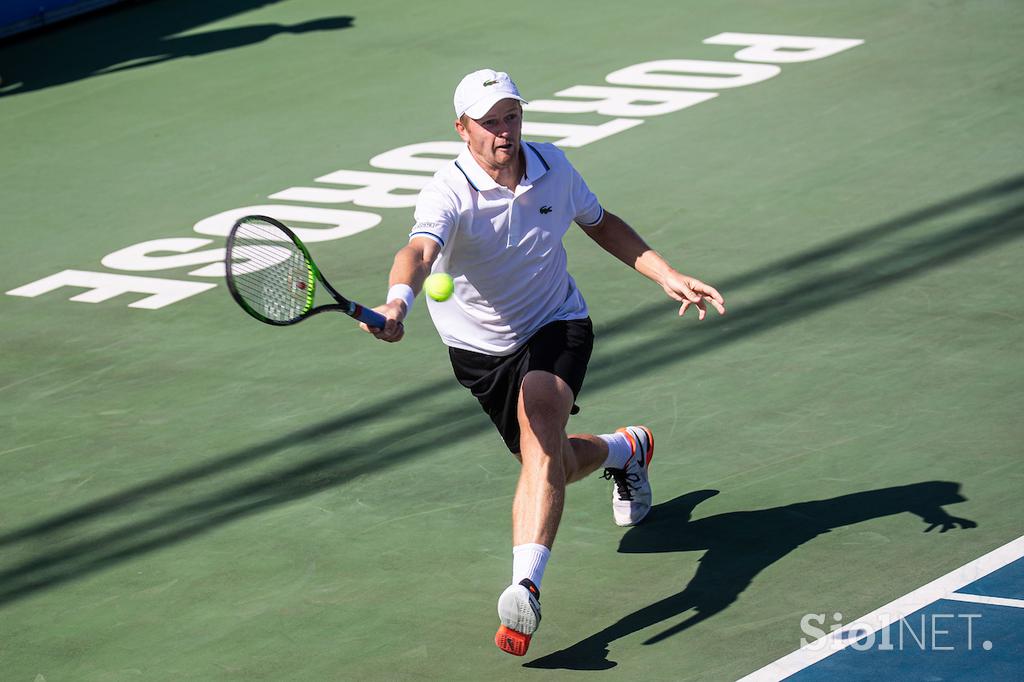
[363,175,455,342]
[362,236,440,342]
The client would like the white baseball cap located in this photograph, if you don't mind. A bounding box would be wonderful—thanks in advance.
[453,68,528,119]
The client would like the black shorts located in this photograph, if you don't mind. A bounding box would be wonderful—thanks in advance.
[449,317,594,454]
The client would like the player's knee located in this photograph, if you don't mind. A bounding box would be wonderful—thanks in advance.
[520,409,569,446]
[519,371,573,423]
[517,372,573,462]
[519,408,567,456]
[519,405,563,440]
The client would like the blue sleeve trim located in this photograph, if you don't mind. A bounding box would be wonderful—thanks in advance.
[410,231,445,247]
[576,206,605,228]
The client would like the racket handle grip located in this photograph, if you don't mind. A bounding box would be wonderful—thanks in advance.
[353,304,388,329]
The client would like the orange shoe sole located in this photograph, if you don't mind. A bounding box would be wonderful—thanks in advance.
[495,625,532,656]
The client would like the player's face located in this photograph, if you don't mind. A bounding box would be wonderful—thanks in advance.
[457,99,523,172]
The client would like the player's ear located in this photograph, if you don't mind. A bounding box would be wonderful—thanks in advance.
[455,116,470,142]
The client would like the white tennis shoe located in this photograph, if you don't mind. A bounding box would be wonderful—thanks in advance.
[603,425,654,526]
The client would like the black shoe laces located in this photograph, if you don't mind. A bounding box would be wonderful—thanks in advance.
[602,468,641,501]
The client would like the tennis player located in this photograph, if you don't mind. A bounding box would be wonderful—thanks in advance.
[363,68,725,656]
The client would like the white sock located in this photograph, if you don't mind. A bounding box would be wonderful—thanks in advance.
[512,543,550,589]
[599,431,633,469]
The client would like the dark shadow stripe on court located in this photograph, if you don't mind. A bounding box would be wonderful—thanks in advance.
[584,198,1024,396]
[0,409,481,605]
[593,173,1024,340]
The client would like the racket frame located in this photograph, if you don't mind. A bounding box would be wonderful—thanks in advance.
[224,215,386,328]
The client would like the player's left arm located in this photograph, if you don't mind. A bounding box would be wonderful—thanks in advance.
[580,210,726,320]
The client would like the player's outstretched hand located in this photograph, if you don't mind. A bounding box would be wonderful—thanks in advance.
[661,270,726,320]
[361,300,406,342]
[923,515,978,533]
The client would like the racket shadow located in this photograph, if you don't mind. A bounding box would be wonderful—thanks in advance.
[525,481,977,670]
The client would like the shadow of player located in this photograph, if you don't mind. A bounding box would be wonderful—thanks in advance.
[526,481,977,670]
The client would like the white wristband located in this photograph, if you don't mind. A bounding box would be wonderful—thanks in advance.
[387,283,415,314]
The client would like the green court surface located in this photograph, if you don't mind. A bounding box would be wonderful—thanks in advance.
[1,1,1022,679]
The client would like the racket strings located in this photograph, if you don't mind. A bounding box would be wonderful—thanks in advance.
[227,219,315,322]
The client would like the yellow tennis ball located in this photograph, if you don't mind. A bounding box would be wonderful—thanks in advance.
[424,272,454,301]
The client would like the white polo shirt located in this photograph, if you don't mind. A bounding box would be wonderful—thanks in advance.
[410,142,604,355]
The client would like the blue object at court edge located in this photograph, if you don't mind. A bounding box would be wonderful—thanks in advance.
[0,0,130,40]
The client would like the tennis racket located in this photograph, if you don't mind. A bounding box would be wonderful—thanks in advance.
[224,215,386,328]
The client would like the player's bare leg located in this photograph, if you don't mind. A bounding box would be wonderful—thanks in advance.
[496,371,648,655]
[565,434,607,483]
[493,372,647,655]
[495,371,575,655]
[513,370,575,548]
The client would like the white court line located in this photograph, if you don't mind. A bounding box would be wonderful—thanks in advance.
[738,534,1024,682]
[946,592,1024,609]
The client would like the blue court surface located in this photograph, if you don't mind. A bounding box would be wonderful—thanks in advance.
[742,536,1024,680]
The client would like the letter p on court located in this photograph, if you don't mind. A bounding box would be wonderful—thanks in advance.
[704,33,864,64]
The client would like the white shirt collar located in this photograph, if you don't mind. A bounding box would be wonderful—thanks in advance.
[454,142,550,192]
[522,142,550,185]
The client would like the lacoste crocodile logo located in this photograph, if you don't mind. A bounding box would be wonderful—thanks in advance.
[539,205,552,214]
[483,79,499,86]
